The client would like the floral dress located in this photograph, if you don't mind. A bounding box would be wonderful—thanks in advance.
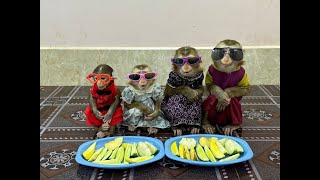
[121,83,170,129]
[161,71,204,127]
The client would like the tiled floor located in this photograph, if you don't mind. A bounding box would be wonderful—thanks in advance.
[40,85,280,180]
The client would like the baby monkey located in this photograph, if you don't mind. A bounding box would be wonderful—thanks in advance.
[202,39,251,136]
[161,46,204,136]
[84,64,123,138]
[121,64,170,135]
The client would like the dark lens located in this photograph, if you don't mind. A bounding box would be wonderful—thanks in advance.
[211,48,225,60]
[128,74,141,81]
[188,57,200,64]
[230,49,243,61]
[172,58,184,65]
[144,72,156,80]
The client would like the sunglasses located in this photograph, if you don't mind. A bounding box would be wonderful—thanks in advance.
[211,48,243,61]
[86,73,113,84]
[126,72,158,81]
[171,56,202,66]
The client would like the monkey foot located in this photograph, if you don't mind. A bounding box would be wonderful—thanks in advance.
[172,126,186,136]
[202,124,215,134]
[96,131,110,139]
[189,126,200,134]
[147,127,158,135]
[128,125,136,132]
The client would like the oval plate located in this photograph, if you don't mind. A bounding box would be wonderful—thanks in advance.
[164,134,253,166]
[75,136,165,169]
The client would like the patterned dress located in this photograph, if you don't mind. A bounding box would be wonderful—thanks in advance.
[161,71,204,127]
[202,64,250,126]
[121,83,170,129]
[84,82,123,127]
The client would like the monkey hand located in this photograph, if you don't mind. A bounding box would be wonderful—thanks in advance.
[103,113,112,124]
[144,110,160,121]
[184,88,199,102]
[101,122,110,131]
[216,89,231,105]
[202,124,215,134]
[92,109,104,120]
[224,88,234,98]
[142,106,154,116]
[216,101,229,112]
[223,125,240,136]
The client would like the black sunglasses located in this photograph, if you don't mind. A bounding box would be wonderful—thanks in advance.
[211,48,243,61]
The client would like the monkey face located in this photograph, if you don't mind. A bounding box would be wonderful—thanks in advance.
[173,55,203,77]
[87,73,113,90]
[212,44,244,74]
[128,67,156,91]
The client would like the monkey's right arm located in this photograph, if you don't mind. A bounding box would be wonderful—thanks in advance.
[124,101,153,115]
[89,94,104,120]
[207,84,230,105]
[163,84,200,101]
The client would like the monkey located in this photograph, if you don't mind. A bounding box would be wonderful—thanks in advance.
[84,64,123,138]
[202,39,251,136]
[161,46,205,136]
[121,64,170,135]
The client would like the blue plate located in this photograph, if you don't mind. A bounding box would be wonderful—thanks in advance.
[164,134,253,166]
[75,136,165,169]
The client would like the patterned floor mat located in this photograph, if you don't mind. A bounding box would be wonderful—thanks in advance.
[40,85,280,180]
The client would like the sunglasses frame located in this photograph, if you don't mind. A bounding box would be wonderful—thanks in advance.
[126,72,158,81]
[171,56,202,66]
[212,48,244,61]
[86,73,113,84]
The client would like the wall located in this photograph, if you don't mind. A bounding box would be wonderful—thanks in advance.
[40,0,280,86]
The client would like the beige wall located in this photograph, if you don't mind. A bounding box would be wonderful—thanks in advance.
[40,0,280,47]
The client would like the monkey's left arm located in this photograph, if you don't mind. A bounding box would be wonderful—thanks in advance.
[224,86,251,98]
[104,89,121,123]
[144,99,160,120]
[224,73,251,98]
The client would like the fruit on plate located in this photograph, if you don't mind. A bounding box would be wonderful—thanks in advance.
[179,143,184,159]
[172,136,247,163]
[204,145,216,162]
[125,155,154,163]
[199,137,210,147]
[94,159,118,165]
[208,137,218,144]
[218,138,228,146]
[137,142,152,157]
[225,139,244,155]
[179,138,196,149]
[88,147,104,162]
[82,141,97,160]
[190,147,198,161]
[94,147,109,162]
[195,144,209,161]
[145,142,158,155]
[209,141,225,159]
[170,141,179,156]
[81,137,159,165]
[219,153,240,162]
[115,146,125,163]
[184,145,191,160]
[105,137,123,150]
[130,143,138,157]
[109,147,119,159]
[101,149,113,161]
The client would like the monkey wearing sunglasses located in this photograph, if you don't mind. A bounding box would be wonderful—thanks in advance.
[161,46,204,136]
[84,64,123,138]
[202,39,251,136]
[121,64,170,135]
